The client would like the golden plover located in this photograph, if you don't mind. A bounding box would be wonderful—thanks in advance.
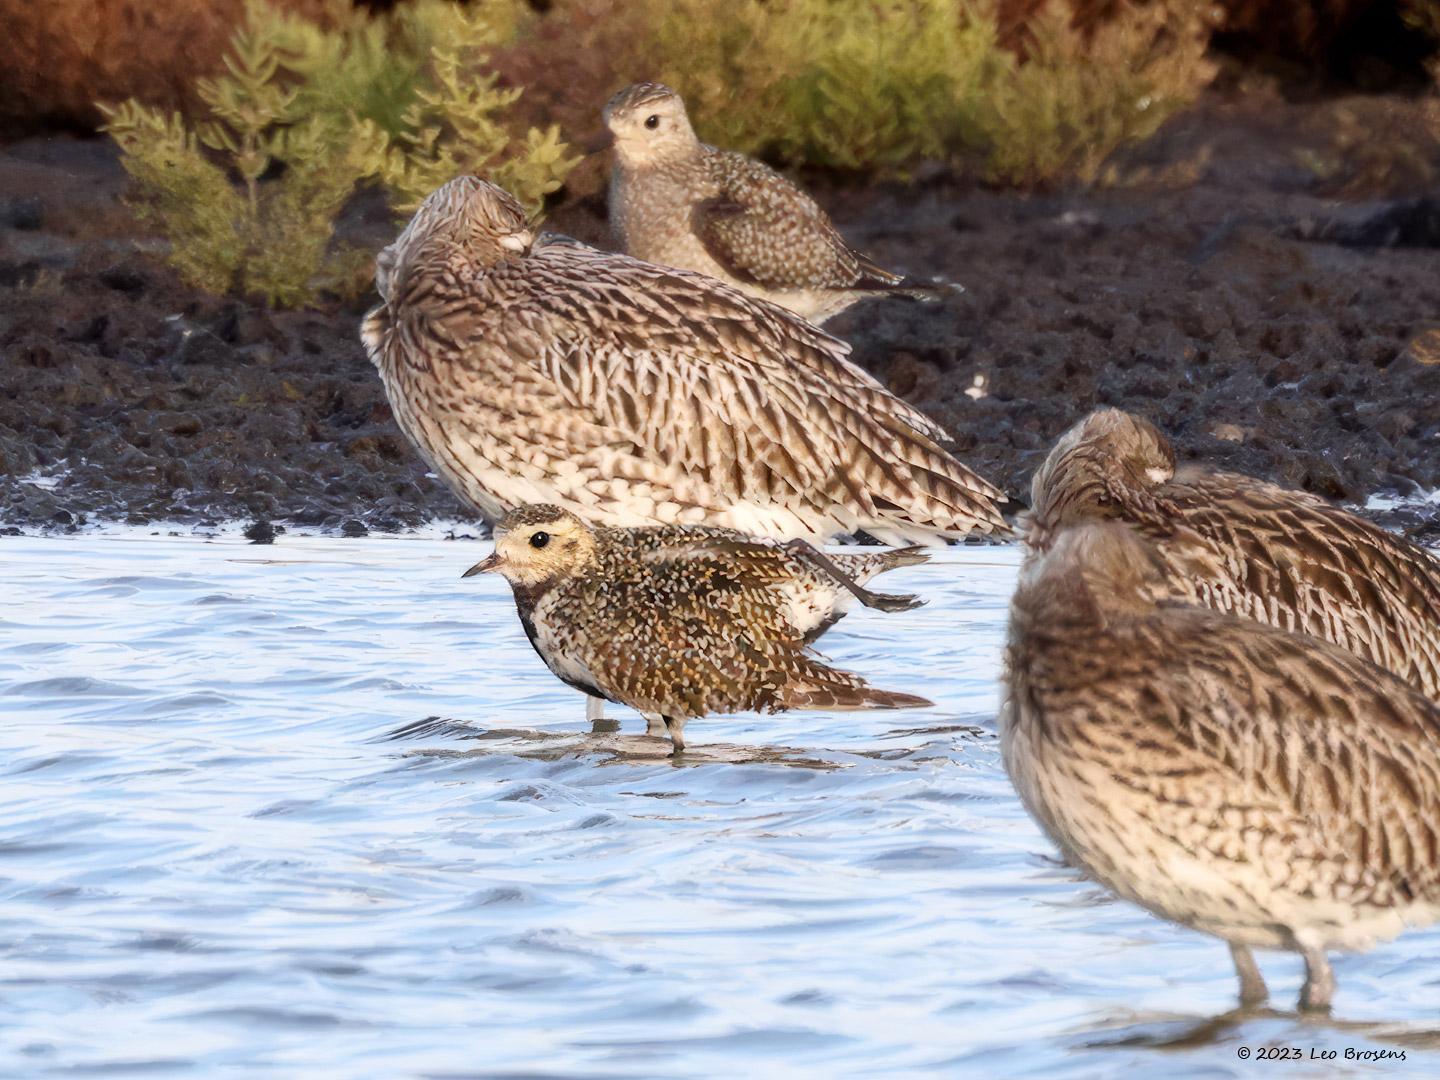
[463,504,932,752]
[362,175,1008,544]
[602,82,954,324]
[1003,522,1440,1011]
[1027,408,1440,700]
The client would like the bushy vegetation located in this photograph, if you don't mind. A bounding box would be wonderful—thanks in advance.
[501,0,1216,183]
[101,0,579,307]
[975,1,1217,186]
[100,14,377,307]
[101,0,1220,307]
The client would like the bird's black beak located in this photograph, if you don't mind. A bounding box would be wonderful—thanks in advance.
[583,129,614,155]
[462,553,503,578]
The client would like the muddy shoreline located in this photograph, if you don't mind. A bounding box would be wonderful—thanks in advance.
[2,89,1438,541]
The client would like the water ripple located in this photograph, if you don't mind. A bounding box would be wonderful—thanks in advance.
[0,534,1435,1078]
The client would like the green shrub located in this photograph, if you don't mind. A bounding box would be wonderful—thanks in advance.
[100,0,580,307]
[360,0,580,214]
[504,0,1217,187]
[100,10,375,306]
[975,0,1217,187]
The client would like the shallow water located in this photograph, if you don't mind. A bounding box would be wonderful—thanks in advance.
[3,534,1438,1079]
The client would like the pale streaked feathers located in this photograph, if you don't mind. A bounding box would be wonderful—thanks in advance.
[1003,522,1440,1010]
[362,176,1008,544]
[1027,408,1440,701]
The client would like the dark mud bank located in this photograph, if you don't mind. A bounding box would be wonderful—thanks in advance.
[2,105,1439,540]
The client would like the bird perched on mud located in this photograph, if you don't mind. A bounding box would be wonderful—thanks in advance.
[1002,522,1440,1012]
[463,504,932,752]
[601,82,956,324]
[362,175,1008,544]
[1027,408,1440,700]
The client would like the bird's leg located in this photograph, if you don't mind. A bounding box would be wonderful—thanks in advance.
[643,712,667,738]
[781,539,922,613]
[663,715,686,754]
[1228,943,1269,1007]
[1299,947,1334,1013]
[586,695,619,734]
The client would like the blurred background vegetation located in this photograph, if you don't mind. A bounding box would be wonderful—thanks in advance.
[2,0,1437,307]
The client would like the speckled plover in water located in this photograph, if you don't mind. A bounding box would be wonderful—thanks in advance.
[600,82,956,325]
[1027,408,1440,701]
[361,175,1006,544]
[1002,522,1440,1011]
[463,504,932,753]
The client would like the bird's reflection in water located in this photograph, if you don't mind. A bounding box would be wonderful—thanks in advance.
[381,715,848,769]
[381,714,991,768]
[1079,1004,1440,1055]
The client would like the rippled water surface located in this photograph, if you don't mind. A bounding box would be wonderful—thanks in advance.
[3,534,1438,1078]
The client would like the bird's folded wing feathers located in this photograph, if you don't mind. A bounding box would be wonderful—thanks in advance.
[696,151,865,291]
[1145,620,1440,896]
[411,246,1006,533]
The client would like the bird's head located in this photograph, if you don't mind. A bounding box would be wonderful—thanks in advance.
[463,505,598,589]
[1024,408,1175,552]
[376,176,534,297]
[600,83,698,167]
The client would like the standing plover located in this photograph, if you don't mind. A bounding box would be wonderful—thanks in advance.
[464,505,932,752]
[1027,408,1440,700]
[362,175,1008,544]
[601,83,954,324]
[1003,522,1440,1011]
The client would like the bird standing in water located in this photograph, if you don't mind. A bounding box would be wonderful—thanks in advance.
[1003,522,1440,1011]
[602,82,956,324]
[465,505,933,752]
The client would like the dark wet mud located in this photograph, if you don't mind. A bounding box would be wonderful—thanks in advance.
[2,90,1438,537]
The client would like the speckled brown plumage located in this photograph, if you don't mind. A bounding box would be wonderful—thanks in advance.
[465,504,933,751]
[1003,522,1440,1011]
[602,521,931,642]
[603,83,954,324]
[1027,408,1440,701]
[362,176,1008,544]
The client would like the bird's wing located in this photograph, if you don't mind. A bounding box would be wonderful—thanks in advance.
[599,546,926,714]
[437,245,1007,538]
[1163,471,1440,694]
[1135,612,1440,905]
[577,552,809,715]
[694,151,889,291]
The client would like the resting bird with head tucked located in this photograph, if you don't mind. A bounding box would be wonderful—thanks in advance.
[362,175,1007,545]
[464,505,932,752]
[601,82,956,325]
[1003,522,1440,1012]
[1026,408,1440,701]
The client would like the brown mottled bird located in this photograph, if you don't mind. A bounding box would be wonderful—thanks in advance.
[1027,408,1440,701]
[463,505,933,752]
[1003,522,1440,1012]
[602,83,955,324]
[361,175,1008,544]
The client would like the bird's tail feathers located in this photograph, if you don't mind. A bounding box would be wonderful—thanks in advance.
[783,678,933,712]
[876,544,931,572]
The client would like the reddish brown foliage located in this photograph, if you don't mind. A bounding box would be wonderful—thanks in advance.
[0,0,334,135]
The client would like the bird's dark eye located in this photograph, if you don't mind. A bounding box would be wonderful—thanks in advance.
[529,531,550,549]
[644,115,660,129]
